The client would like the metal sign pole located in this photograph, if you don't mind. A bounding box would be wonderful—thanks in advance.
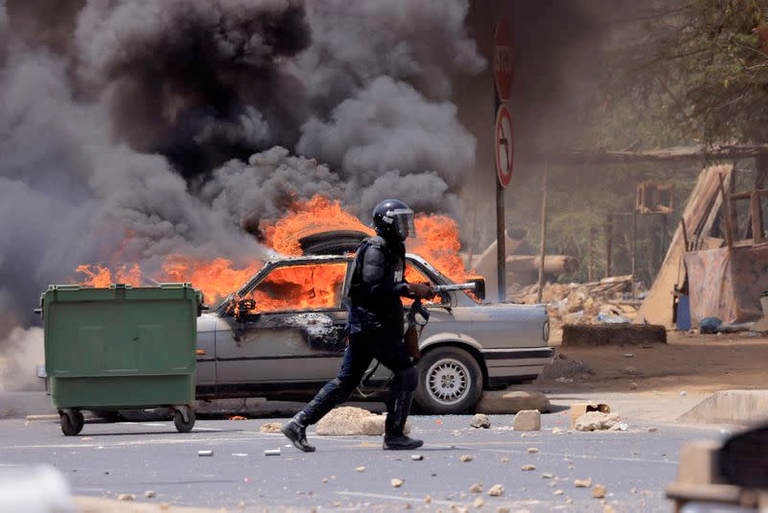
[496,165,506,302]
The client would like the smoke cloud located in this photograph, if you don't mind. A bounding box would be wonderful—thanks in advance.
[0,0,484,350]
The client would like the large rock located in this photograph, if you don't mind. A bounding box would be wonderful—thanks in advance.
[475,391,551,414]
[574,412,621,431]
[315,406,409,436]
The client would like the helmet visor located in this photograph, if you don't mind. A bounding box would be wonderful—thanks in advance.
[390,208,416,239]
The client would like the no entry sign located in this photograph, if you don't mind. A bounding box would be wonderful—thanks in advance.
[494,104,514,188]
[494,18,513,102]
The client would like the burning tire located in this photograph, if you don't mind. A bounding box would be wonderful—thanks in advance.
[414,346,482,414]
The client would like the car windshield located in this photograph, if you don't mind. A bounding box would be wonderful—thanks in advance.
[244,262,348,313]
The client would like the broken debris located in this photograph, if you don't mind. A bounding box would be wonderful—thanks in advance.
[117,494,135,501]
[473,497,484,508]
[355,466,366,472]
[391,478,404,488]
[460,454,474,462]
[592,484,607,498]
[469,483,482,493]
[470,413,491,429]
[260,422,282,433]
[574,412,621,432]
[197,450,214,457]
[488,484,504,497]
[574,478,592,488]
[521,464,536,471]
[411,454,423,461]
[144,490,155,499]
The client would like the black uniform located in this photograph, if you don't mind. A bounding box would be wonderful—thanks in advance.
[284,234,420,450]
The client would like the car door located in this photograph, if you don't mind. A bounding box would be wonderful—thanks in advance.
[215,259,350,388]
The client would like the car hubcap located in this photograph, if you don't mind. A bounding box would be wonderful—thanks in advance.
[427,358,470,405]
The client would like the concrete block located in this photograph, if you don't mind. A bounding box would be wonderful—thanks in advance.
[678,390,768,425]
[570,402,610,427]
[513,410,541,431]
[475,391,551,414]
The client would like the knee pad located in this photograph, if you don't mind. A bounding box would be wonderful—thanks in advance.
[391,366,417,392]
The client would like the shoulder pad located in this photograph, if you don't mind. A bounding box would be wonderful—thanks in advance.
[364,235,386,248]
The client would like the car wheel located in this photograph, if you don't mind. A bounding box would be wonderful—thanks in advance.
[414,346,483,414]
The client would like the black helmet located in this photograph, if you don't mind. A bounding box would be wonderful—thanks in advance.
[372,199,416,240]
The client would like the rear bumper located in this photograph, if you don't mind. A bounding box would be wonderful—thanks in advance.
[480,347,555,387]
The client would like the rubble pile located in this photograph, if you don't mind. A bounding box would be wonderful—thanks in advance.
[511,275,645,325]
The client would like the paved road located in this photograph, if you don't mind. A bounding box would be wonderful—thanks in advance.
[0,412,725,512]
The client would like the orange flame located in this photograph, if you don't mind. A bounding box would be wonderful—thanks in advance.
[72,194,475,311]
[263,195,373,255]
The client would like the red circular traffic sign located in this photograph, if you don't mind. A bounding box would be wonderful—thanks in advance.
[495,104,514,188]
[494,18,514,102]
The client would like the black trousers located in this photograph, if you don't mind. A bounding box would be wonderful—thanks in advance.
[301,324,417,425]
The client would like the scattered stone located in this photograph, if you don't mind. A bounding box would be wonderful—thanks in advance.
[322,478,329,483]
[488,484,504,497]
[355,466,366,472]
[631,487,638,494]
[624,366,636,374]
[473,497,484,508]
[160,503,171,510]
[592,484,606,499]
[470,413,491,429]
[551,427,565,435]
[144,490,156,499]
[476,390,551,414]
[603,505,616,513]
[238,501,246,509]
[424,495,432,504]
[513,410,541,431]
[542,473,554,479]
[403,503,412,510]
[554,490,564,496]
[391,478,404,488]
[574,478,592,488]
[565,498,574,504]
[521,464,536,471]
[333,501,342,507]
[460,454,474,462]
[527,447,539,454]
[411,454,423,461]
[496,507,511,513]
[117,494,135,501]
[680,391,687,396]
[629,382,638,390]
[316,406,410,436]
[259,422,282,433]
[500,456,509,463]
[574,412,621,432]
[470,483,483,493]
[623,353,634,358]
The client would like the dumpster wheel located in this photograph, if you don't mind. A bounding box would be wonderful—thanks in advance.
[60,410,84,436]
[173,407,195,433]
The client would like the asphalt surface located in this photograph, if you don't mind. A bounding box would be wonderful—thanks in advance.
[0,412,725,512]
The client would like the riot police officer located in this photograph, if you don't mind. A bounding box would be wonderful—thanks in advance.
[281,199,433,451]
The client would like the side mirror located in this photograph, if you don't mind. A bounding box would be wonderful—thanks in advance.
[235,298,256,322]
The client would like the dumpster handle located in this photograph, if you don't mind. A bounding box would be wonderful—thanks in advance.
[33,308,42,315]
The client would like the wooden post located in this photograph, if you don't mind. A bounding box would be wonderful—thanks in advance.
[606,215,612,278]
[660,213,668,263]
[588,226,595,282]
[631,206,637,294]
[536,160,549,303]
[681,217,690,251]
[496,179,506,301]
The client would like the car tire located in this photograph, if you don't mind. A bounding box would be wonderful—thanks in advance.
[414,346,483,414]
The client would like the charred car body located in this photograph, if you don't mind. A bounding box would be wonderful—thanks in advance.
[195,252,553,414]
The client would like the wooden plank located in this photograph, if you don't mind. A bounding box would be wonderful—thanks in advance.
[751,190,764,243]
[636,164,733,327]
[719,173,735,247]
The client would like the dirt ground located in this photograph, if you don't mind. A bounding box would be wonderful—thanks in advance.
[535,328,768,396]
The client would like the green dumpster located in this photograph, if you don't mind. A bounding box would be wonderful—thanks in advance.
[40,283,202,435]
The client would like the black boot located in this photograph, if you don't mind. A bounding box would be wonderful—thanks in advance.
[383,391,423,450]
[281,413,315,452]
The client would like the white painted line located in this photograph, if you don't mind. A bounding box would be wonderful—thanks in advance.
[337,491,541,508]
[478,448,678,465]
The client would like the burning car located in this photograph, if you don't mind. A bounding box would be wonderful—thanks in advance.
[195,250,553,414]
